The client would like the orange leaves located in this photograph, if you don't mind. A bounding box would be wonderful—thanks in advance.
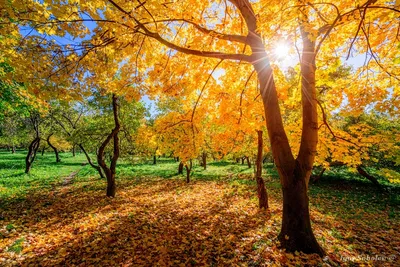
[1,155,399,266]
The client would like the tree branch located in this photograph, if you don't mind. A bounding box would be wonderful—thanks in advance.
[144,18,248,44]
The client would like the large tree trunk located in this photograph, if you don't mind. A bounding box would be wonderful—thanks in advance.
[248,13,323,254]
[25,137,40,174]
[276,25,323,255]
[47,134,61,163]
[278,166,323,254]
[256,130,268,209]
[97,94,120,197]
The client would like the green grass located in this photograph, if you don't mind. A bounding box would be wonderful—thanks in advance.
[7,238,24,253]
[1,150,399,219]
[0,151,88,202]
[0,151,399,266]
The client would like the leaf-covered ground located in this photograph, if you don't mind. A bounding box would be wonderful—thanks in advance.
[0,152,399,266]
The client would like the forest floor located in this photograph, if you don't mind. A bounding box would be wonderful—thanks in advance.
[0,151,399,266]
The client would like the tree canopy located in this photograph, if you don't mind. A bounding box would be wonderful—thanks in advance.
[1,0,399,256]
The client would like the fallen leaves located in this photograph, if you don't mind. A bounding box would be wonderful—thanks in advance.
[0,175,398,266]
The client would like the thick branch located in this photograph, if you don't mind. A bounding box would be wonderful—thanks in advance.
[97,94,120,176]
[146,19,248,44]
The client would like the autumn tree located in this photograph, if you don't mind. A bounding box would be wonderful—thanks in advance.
[4,0,400,255]
[96,94,120,197]
[102,0,399,254]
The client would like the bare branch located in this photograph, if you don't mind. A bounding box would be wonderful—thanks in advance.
[237,69,255,124]
[317,100,360,147]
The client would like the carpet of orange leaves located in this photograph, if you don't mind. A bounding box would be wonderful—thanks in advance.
[0,177,398,266]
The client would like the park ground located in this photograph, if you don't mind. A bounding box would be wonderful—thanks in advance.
[0,151,399,266]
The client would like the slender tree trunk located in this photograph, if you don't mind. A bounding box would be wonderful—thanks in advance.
[153,155,157,165]
[79,144,104,179]
[12,144,16,154]
[246,156,251,168]
[357,166,381,187]
[236,158,240,163]
[47,134,60,163]
[97,94,120,197]
[72,144,76,157]
[202,152,207,170]
[25,137,40,174]
[41,146,46,156]
[178,161,184,174]
[106,170,116,197]
[185,159,192,183]
[241,157,245,165]
[256,131,268,209]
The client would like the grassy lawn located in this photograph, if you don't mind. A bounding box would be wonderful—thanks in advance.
[0,151,399,266]
[0,151,89,201]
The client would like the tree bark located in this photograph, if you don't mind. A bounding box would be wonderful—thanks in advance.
[278,164,323,255]
[249,13,322,254]
[246,156,251,168]
[357,166,381,187]
[47,133,61,163]
[25,137,40,174]
[72,144,76,157]
[202,152,207,170]
[276,24,323,255]
[178,161,184,174]
[185,159,192,183]
[11,144,15,154]
[153,155,157,165]
[255,131,268,209]
[97,94,120,197]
